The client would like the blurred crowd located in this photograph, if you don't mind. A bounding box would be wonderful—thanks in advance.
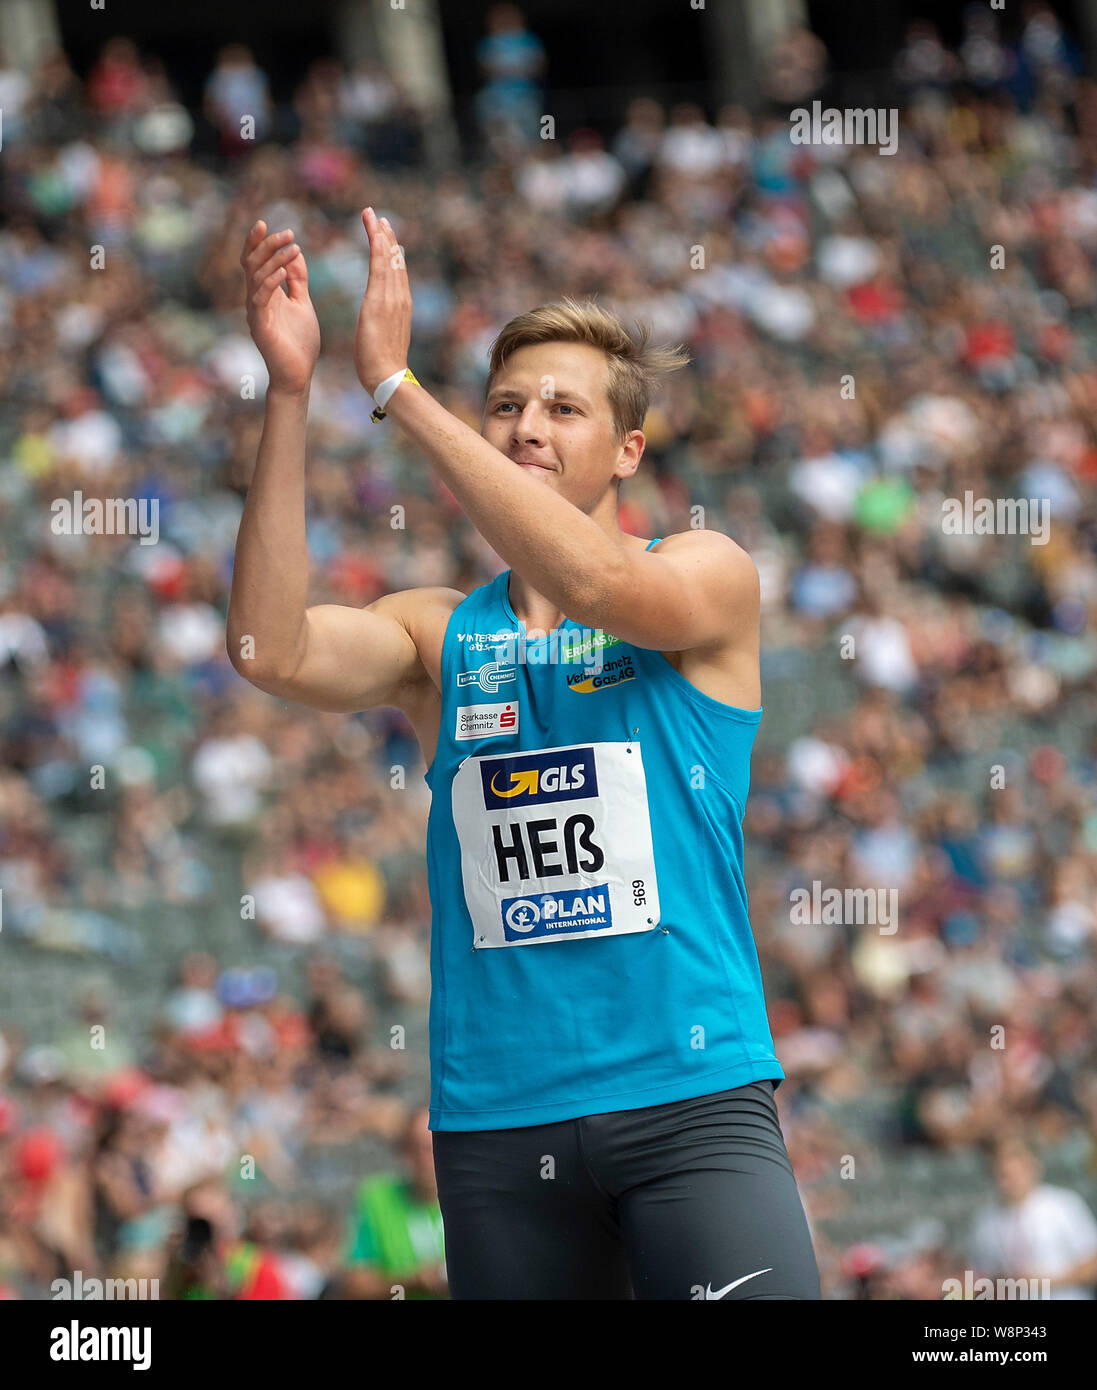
[2,3,1097,1299]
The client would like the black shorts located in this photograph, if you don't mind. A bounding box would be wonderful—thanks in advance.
[431,1078,821,1300]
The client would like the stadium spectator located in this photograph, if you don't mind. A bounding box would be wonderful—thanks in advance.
[203,44,273,154]
[341,1107,446,1299]
[475,3,546,156]
[969,1138,1097,1298]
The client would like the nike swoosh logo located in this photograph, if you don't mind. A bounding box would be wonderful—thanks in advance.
[705,1267,773,1300]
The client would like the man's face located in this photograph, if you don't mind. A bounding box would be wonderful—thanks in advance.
[994,1150,1038,1203]
[482,342,641,513]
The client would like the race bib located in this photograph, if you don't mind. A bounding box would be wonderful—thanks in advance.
[451,740,660,949]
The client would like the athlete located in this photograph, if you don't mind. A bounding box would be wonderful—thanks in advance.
[228,208,821,1299]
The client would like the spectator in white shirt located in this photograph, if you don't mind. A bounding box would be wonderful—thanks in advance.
[969,1138,1097,1299]
[657,102,726,178]
[190,707,272,829]
[558,129,626,219]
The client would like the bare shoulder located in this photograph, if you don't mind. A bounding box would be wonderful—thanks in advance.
[650,530,759,613]
[651,533,761,705]
[379,585,468,624]
[651,527,757,571]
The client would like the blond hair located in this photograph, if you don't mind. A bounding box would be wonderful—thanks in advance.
[485,296,691,443]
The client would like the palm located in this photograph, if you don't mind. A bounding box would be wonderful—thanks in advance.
[354,207,412,395]
[256,284,319,383]
[241,221,321,394]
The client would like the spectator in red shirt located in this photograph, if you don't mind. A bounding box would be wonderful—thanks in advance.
[85,38,150,117]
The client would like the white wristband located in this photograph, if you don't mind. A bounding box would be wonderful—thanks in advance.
[373,368,409,410]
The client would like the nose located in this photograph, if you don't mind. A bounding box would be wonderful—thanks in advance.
[512,402,546,443]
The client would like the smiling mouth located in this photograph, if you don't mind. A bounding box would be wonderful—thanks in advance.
[514,460,555,474]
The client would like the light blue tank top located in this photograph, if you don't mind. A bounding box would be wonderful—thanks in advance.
[423,538,783,1130]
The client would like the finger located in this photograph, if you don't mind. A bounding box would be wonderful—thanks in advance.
[364,208,403,280]
[361,207,374,256]
[364,205,394,254]
[246,229,294,280]
[252,263,288,309]
[376,213,398,257]
[244,227,294,277]
[379,219,401,271]
[249,242,300,292]
[240,219,267,264]
[362,208,389,293]
[377,215,408,276]
[284,246,310,302]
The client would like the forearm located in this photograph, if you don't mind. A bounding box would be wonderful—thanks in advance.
[384,384,623,616]
[226,386,312,678]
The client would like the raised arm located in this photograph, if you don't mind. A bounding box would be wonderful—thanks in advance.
[226,220,321,687]
[227,220,460,713]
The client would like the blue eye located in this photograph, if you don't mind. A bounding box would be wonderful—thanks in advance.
[493,401,576,415]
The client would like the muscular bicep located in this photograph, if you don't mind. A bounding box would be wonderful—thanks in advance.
[248,589,457,713]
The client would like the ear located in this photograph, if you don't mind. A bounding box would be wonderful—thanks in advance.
[615,429,645,482]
